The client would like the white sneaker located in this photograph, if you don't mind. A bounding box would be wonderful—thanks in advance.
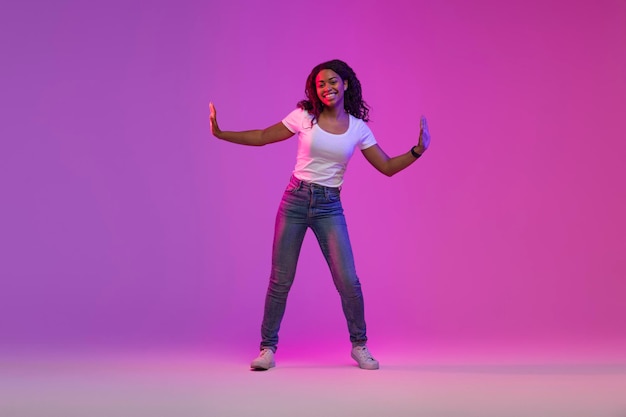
[351,346,379,370]
[250,348,275,370]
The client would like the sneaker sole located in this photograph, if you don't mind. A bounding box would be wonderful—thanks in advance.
[351,353,380,370]
[250,361,275,370]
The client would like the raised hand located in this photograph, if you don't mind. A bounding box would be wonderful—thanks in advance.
[415,116,430,154]
[209,102,222,138]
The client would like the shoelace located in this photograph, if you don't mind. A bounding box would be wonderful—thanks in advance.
[356,347,375,361]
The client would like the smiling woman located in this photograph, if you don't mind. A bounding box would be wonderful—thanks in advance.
[316,71,347,108]
[209,59,430,371]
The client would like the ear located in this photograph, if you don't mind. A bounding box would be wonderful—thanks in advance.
[344,80,348,91]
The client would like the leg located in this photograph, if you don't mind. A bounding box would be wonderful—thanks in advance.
[259,194,308,351]
[311,212,368,347]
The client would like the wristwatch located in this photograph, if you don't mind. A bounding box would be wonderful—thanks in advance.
[410,146,422,159]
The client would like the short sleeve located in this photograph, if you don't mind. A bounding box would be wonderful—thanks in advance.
[358,121,377,150]
[282,108,309,133]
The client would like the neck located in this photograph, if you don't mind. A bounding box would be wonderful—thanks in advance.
[322,105,347,120]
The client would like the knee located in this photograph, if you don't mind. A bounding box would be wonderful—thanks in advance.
[335,275,362,299]
[267,271,295,297]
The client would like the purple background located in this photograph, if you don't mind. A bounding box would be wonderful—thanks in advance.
[1,0,625,355]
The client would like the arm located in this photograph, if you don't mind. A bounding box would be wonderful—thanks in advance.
[361,144,418,177]
[361,116,431,177]
[209,102,294,146]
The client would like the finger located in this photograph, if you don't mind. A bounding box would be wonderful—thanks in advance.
[209,102,215,117]
[419,116,424,142]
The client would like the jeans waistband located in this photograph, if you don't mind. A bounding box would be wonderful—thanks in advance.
[289,175,341,191]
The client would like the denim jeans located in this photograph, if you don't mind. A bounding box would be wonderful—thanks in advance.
[260,175,368,352]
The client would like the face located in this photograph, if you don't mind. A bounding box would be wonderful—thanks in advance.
[315,69,348,108]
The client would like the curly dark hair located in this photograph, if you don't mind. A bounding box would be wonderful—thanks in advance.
[298,59,370,123]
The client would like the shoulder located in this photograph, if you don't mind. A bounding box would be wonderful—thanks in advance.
[349,115,376,147]
[283,108,314,132]
[285,107,313,121]
[349,115,372,133]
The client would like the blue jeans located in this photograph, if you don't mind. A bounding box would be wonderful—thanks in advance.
[260,175,368,352]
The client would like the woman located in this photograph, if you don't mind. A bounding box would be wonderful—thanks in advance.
[209,59,430,370]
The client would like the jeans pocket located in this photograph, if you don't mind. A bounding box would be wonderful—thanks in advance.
[327,190,341,203]
[285,183,300,194]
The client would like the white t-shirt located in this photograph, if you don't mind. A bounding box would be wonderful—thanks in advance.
[282,108,377,187]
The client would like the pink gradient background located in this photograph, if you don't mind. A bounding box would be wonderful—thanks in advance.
[1,0,625,358]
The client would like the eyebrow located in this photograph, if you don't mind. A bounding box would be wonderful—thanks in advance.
[318,77,338,84]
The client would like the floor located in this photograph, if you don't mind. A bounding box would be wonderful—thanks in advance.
[1,346,625,417]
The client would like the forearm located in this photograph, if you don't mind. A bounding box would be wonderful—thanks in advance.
[382,150,420,177]
[215,130,266,146]
[212,121,293,146]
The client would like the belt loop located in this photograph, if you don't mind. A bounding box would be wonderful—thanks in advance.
[291,175,302,192]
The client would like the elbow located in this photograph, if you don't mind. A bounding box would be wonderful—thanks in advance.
[375,166,393,177]
[381,164,396,177]
[256,132,272,146]
[250,138,265,147]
